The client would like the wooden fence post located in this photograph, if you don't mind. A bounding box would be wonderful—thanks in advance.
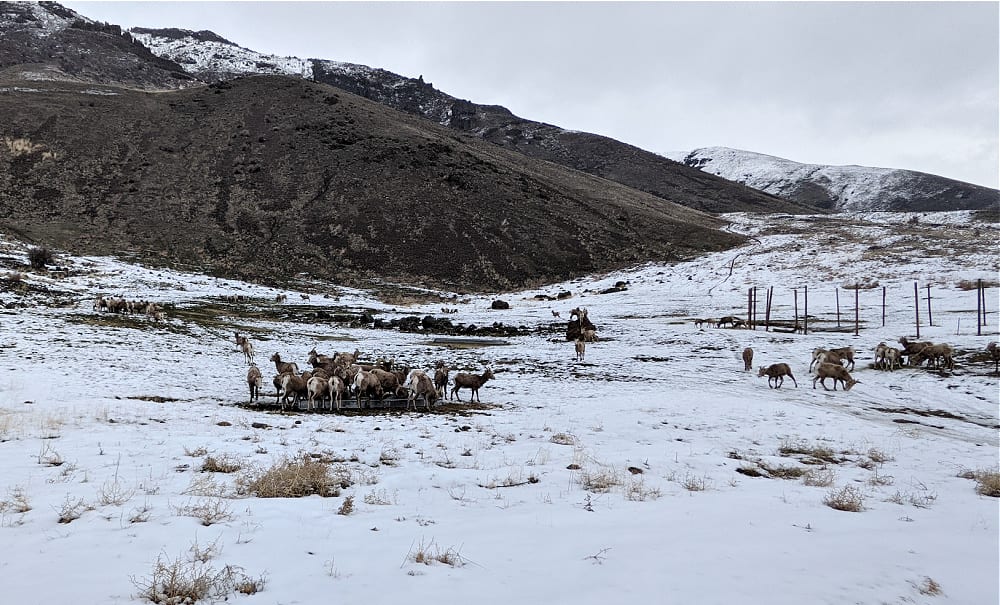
[794,288,799,332]
[882,286,886,327]
[854,283,860,336]
[978,279,983,335]
[926,284,933,326]
[765,286,773,332]
[914,281,920,339]
[804,285,809,335]
[836,288,841,328]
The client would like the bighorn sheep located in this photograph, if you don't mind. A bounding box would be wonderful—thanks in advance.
[306,375,330,411]
[238,338,254,365]
[450,368,495,402]
[581,328,598,343]
[693,318,715,328]
[280,372,311,410]
[716,316,739,328]
[404,370,438,411]
[988,342,1000,375]
[270,353,299,376]
[883,347,903,371]
[551,310,561,318]
[353,370,383,409]
[874,342,889,370]
[812,362,858,391]
[433,365,450,398]
[757,364,798,389]
[898,337,934,365]
[247,365,262,403]
[809,347,854,372]
[742,347,753,372]
[327,375,346,411]
[910,343,955,370]
[575,339,586,361]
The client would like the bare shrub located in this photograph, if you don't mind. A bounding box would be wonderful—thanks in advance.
[337,495,354,516]
[128,503,153,524]
[778,439,843,464]
[363,489,395,506]
[916,576,942,596]
[408,538,466,567]
[823,486,865,512]
[27,246,53,270]
[0,486,31,514]
[549,432,578,446]
[132,552,265,604]
[681,474,710,492]
[37,442,64,466]
[802,467,836,487]
[971,468,1000,497]
[866,447,894,464]
[184,446,209,457]
[173,498,233,526]
[623,476,661,501]
[236,457,342,498]
[97,477,136,506]
[956,279,999,291]
[56,495,91,523]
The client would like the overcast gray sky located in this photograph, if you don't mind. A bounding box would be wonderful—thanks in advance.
[63,1,999,189]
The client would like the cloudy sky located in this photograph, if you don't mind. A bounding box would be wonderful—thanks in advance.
[63,1,999,189]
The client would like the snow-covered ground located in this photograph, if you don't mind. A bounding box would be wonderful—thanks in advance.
[0,212,997,604]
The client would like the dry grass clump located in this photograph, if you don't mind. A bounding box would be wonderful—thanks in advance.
[337,495,354,516]
[577,464,621,493]
[916,576,942,596]
[959,467,1000,497]
[56,495,92,523]
[173,498,233,526]
[823,485,865,512]
[132,552,265,604]
[408,538,467,567]
[623,476,661,501]
[97,477,136,506]
[236,457,343,498]
[681,474,710,492]
[778,439,845,464]
[201,455,242,474]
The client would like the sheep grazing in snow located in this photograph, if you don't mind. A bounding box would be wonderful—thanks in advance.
[450,368,495,402]
[306,375,330,411]
[742,347,753,372]
[757,363,797,389]
[238,338,254,365]
[716,316,739,328]
[280,372,311,410]
[874,342,889,370]
[575,339,586,361]
[246,365,262,403]
[551,310,561,318]
[909,343,955,371]
[327,375,346,411]
[988,342,1000,375]
[812,362,859,391]
[353,370,383,409]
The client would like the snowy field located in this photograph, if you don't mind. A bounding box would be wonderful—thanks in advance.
[0,211,997,605]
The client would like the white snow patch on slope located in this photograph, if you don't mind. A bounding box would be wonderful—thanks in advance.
[131,31,312,79]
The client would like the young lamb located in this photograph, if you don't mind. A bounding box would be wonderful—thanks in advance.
[757,363,798,389]
[581,328,598,343]
[433,365,450,397]
[241,340,255,365]
[551,310,561,318]
[270,353,300,376]
[247,365,262,403]
[575,339,586,361]
[812,362,859,391]
[450,368,495,402]
[742,347,753,372]
[988,342,1000,375]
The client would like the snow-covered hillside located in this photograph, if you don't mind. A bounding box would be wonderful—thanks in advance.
[130,28,312,81]
[1,211,998,604]
[665,147,998,212]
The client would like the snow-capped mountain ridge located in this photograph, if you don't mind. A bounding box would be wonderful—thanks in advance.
[665,147,997,212]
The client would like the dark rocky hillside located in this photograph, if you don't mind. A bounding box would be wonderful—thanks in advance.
[0,1,193,89]
[0,75,743,291]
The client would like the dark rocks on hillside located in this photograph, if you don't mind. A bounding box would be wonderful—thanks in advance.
[491,300,510,310]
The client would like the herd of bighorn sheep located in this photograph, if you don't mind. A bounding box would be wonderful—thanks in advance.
[238,333,495,412]
[93,295,164,321]
[751,336,994,392]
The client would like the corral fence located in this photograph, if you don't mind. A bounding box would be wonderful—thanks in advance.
[743,278,994,336]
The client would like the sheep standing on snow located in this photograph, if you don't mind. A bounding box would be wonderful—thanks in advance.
[433,365,450,398]
[757,364,797,389]
[812,362,859,391]
[988,342,1000,375]
[575,339,586,361]
[247,365,262,403]
[742,347,753,372]
[451,368,495,402]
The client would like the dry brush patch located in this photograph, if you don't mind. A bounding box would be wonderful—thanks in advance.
[406,538,467,568]
[823,485,865,512]
[132,550,266,604]
[958,467,1000,497]
[235,456,348,498]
